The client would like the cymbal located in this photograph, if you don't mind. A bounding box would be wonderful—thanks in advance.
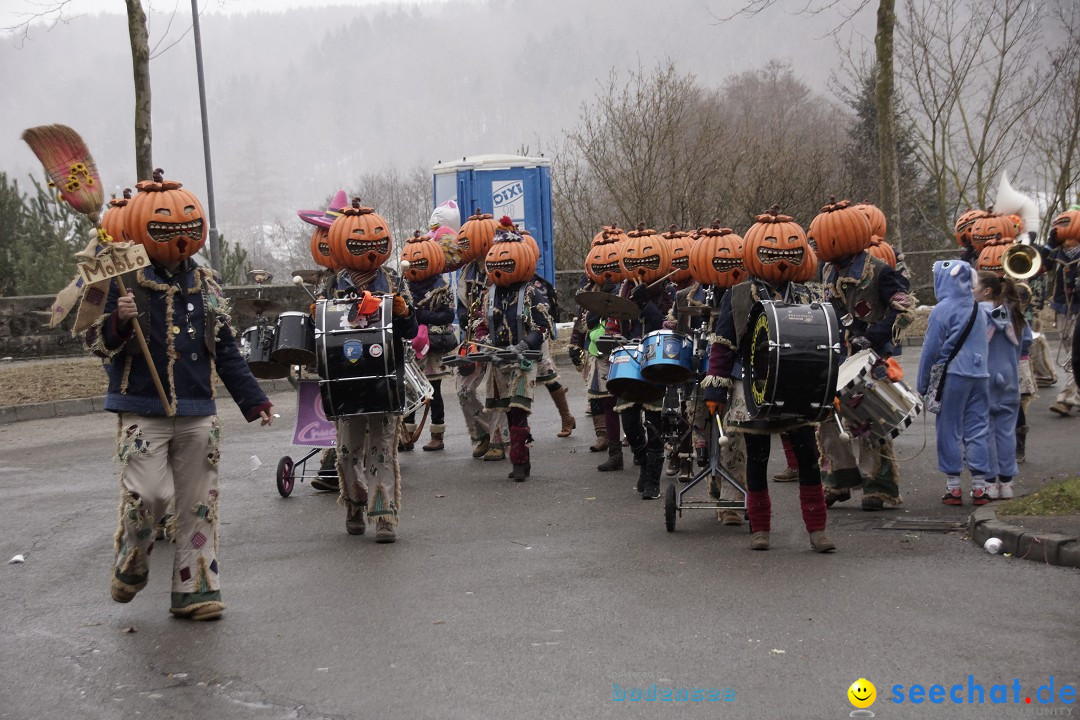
[233,297,285,316]
[574,290,638,318]
[679,303,723,317]
[292,268,328,284]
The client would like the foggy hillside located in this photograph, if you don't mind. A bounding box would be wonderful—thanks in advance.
[2,0,873,237]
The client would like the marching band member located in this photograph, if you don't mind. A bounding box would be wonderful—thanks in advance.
[325,201,417,542]
[86,171,273,620]
[473,217,554,481]
[703,208,836,552]
[455,211,509,461]
[810,200,915,511]
[1046,211,1080,417]
[531,274,577,438]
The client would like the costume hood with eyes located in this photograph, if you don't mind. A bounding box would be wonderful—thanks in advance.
[917,260,990,395]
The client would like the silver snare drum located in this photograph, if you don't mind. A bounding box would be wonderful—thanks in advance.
[835,349,922,444]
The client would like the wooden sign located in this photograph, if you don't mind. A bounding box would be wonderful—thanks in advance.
[77,243,150,285]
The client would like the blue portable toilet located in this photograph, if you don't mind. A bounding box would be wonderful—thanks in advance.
[432,154,554,285]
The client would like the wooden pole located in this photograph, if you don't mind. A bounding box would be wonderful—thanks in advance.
[114,274,173,416]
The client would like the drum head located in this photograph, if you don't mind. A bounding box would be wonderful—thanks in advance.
[836,348,876,389]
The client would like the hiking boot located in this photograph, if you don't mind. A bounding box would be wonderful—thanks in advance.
[170,600,225,621]
[597,446,623,472]
[809,531,837,553]
[750,531,770,551]
[422,425,445,451]
[824,488,851,508]
[508,463,530,481]
[472,435,491,458]
[1049,401,1074,417]
[971,486,991,506]
[483,446,506,462]
[345,503,367,535]
[717,510,743,526]
[375,518,397,543]
[999,482,1015,500]
[589,415,608,452]
[772,466,799,482]
[941,488,963,506]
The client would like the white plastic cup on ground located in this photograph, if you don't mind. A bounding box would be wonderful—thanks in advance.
[984,537,1003,554]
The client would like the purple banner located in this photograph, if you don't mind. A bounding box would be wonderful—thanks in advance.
[292,380,336,448]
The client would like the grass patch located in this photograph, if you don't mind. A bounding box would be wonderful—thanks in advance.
[997,477,1080,516]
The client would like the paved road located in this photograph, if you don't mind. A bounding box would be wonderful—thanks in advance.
[1,350,1078,720]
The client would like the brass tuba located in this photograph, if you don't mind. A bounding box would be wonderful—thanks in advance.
[1002,243,1042,280]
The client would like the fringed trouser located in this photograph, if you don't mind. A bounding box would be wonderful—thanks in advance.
[336,414,401,527]
[457,364,507,446]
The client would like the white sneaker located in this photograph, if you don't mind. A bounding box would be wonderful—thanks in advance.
[999,482,1014,500]
[987,482,1001,500]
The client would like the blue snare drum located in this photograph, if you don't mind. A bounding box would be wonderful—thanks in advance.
[639,330,694,384]
[606,344,665,404]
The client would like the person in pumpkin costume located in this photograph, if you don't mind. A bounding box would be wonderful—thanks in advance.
[455,210,509,461]
[400,231,455,451]
[472,217,554,481]
[325,201,418,542]
[1045,210,1080,416]
[614,225,677,499]
[568,225,629,468]
[702,208,836,552]
[85,171,273,620]
[810,199,916,512]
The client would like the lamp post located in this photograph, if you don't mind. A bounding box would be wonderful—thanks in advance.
[190,0,221,272]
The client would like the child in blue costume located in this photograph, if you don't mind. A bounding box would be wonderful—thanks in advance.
[975,271,1032,499]
[917,260,992,505]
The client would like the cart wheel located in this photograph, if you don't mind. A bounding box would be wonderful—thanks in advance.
[276,456,295,497]
[664,483,677,532]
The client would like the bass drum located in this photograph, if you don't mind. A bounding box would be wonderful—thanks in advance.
[315,297,405,418]
[743,300,841,423]
[242,324,289,379]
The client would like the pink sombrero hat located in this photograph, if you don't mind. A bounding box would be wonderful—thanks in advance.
[298,189,348,228]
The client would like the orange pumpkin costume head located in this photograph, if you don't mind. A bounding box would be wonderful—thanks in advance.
[402,230,447,282]
[585,225,627,284]
[743,206,814,284]
[457,209,499,263]
[807,197,872,262]
[485,216,536,287]
[620,224,672,284]
[124,169,207,264]
[328,199,392,271]
[689,226,746,288]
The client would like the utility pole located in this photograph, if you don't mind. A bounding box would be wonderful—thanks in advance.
[191,0,221,272]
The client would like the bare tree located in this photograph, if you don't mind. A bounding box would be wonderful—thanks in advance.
[897,0,1057,236]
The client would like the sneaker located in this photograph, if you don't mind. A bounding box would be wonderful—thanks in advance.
[772,466,799,482]
[986,482,1001,500]
[1049,401,1074,417]
[375,518,397,543]
[971,486,991,506]
[999,482,1015,500]
[483,446,506,462]
[941,488,963,506]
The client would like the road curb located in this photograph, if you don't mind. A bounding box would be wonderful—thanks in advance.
[968,506,1080,569]
[0,379,294,426]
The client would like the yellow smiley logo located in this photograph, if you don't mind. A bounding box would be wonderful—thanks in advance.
[847,678,877,709]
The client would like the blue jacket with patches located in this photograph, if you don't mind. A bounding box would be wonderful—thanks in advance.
[917,260,989,395]
[85,260,270,420]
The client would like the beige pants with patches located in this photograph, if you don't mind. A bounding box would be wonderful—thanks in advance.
[456,364,507,445]
[335,414,402,526]
[113,414,222,598]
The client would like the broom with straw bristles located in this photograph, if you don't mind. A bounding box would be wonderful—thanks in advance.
[22,123,174,416]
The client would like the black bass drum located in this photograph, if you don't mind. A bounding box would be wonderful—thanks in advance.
[743,300,841,423]
[315,297,405,418]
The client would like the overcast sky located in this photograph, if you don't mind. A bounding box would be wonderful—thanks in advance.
[1,0,455,30]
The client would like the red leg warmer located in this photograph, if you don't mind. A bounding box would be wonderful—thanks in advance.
[799,484,828,533]
[746,489,772,533]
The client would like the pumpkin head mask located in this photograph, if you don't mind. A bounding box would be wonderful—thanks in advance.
[743,206,813,284]
[485,216,536,287]
[585,226,627,284]
[690,226,746,288]
[621,224,672,284]
[402,230,447,282]
[101,188,132,243]
[808,197,872,262]
[328,199,392,271]
[662,225,694,284]
[309,226,335,269]
[970,211,1015,254]
[457,209,499,263]
[125,169,207,264]
[976,238,1012,276]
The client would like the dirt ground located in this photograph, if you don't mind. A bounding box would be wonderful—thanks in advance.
[0,357,108,405]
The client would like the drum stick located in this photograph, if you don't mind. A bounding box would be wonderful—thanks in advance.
[292,275,318,302]
[832,410,851,442]
[115,275,174,417]
[647,268,680,289]
[714,411,731,447]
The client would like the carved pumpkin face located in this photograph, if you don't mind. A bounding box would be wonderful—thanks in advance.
[585,236,626,284]
[689,227,746,288]
[807,198,872,262]
[970,212,1015,254]
[854,202,887,239]
[743,208,812,284]
[457,210,498,262]
[1051,209,1080,244]
[976,239,1012,276]
[125,170,207,264]
[402,233,447,281]
[328,199,392,271]
[954,209,984,249]
[621,226,672,284]
[791,240,819,282]
[101,188,132,243]
[867,236,897,268]
[662,227,694,284]
[485,238,536,287]
[309,226,334,269]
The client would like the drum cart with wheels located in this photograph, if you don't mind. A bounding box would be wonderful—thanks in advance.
[275,374,337,498]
